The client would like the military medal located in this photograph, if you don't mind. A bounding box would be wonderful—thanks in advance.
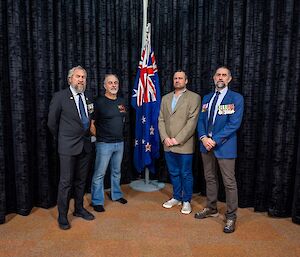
[202,103,209,112]
[218,104,235,115]
[87,103,94,114]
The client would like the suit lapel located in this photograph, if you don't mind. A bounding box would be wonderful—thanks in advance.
[214,89,231,125]
[173,93,185,113]
[172,90,188,114]
[67,88,82,122]
[165,93,173,115]
[207,92,215,103]
[220,89,231,105]
[204,92,214,127]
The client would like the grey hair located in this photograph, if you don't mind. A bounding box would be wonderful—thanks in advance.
[103,74,119,86]
[215,66,232,77]
[68,66,87,79]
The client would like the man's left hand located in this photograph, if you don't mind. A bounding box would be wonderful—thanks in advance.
[170,138,179,146]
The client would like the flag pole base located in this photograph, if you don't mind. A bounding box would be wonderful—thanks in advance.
[129,179,165,192]
[130,167,164,192]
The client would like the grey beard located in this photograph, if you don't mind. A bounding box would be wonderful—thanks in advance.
[72,85,86,93]
[216,82,226,89]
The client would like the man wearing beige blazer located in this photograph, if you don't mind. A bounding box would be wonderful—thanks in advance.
[158,70,201,214]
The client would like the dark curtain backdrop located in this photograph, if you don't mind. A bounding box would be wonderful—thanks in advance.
[0,0,299,225]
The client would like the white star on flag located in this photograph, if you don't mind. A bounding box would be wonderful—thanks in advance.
[135,139,139,146]
[141,116,146,124]
[145,143,151,152]
[132,89,138,98]
[142,139,145,144]
[149,125,154,135]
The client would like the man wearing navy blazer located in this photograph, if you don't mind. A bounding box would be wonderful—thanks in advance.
[48,66,95,230]
[194,66,244,233]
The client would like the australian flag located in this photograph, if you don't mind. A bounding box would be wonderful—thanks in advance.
[131,26,161,173]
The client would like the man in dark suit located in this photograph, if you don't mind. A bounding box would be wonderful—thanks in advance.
[195,66,244,233]
[48,66,95,230]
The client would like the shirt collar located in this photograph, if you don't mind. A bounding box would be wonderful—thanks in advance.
[174,88,187,95]
[69,85,84,97]
[215,86,228,96]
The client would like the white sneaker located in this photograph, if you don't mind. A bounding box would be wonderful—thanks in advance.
[181,201,192,214]
[162,198,182,209]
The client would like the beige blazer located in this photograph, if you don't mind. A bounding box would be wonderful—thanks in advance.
[158,89,201,154]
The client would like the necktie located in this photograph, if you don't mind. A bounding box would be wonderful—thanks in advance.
[207,91,220,136]
[78,93,89,130]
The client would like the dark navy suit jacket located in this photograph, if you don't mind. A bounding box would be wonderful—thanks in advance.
[48,87,93,155]
[197,89,244,158]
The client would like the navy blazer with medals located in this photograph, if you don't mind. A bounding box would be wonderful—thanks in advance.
[197,89,244,159]
[48,87,94,156]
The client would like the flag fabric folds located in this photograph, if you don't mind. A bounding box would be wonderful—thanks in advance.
[131,27,161,173]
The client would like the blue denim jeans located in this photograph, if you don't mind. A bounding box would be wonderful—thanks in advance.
[164,151,193,202]
[91,141,124,205]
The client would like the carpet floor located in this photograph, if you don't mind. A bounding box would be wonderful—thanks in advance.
[0,183,299,257]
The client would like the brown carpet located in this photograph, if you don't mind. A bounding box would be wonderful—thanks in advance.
[0,183,299,257]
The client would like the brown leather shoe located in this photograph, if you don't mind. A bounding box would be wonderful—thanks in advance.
[194,207,219,219]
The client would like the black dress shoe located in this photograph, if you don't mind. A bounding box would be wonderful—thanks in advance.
[223,218,236,233]
[73,208,95,220]
[93,205,105,212]
[115,197,128,204]
[58,216,71,230]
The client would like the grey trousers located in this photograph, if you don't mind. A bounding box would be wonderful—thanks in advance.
[201,151,238,219]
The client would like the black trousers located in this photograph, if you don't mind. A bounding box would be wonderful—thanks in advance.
[57,150,91,216]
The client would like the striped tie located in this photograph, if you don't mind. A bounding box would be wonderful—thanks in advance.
[78,93,89,130]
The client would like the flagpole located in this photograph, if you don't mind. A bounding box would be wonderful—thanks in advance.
[141,0,148,54]
[141,0,162,189]
[129,0,164,192]
[143,22,150,187]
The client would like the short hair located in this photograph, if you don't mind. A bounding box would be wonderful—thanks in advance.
[103,74,119,85]
[174,70,188,80]
[215,66,231,77]
[68,66,87,79]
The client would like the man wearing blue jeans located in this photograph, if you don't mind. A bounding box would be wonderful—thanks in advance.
[158,70,201,214]
[90,74,127,212]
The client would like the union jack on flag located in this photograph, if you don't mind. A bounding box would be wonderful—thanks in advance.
[131,25,161,173]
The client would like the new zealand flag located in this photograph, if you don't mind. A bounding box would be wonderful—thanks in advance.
[131,27,161,173]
